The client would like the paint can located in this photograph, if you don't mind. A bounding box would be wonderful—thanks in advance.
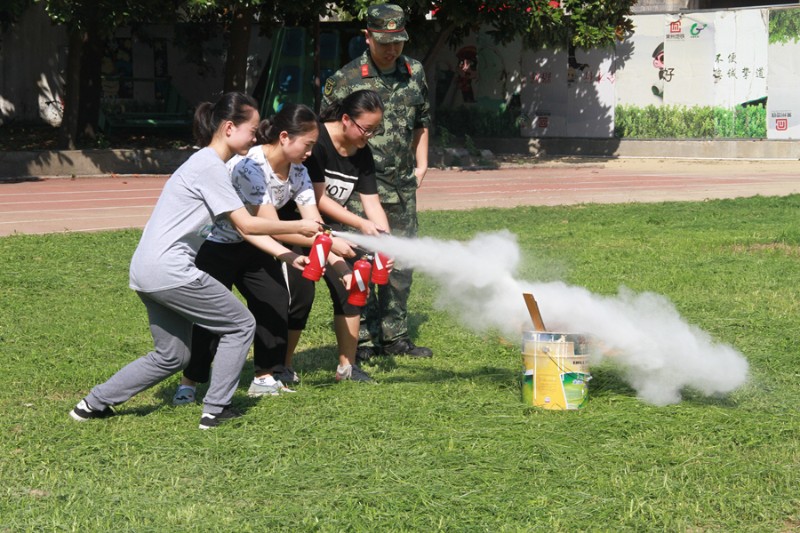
[521,331,591,410]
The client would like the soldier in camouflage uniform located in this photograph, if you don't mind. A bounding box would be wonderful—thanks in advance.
[322,3,433,359]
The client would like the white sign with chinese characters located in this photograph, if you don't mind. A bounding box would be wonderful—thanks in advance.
[766,19,800,139]
[712,10,768,108]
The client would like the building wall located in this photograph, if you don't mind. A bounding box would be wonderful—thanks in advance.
[0,4,67,126]
[0,6,271,126]
[633,0,693,14]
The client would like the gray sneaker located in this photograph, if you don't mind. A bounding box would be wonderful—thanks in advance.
[273,365,300,385]
[335,364,375,383]
[172,385,196,406]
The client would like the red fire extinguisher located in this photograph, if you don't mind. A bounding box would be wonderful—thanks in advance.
[347,255,373,306]
[371,252,390,285]
[302,227,333,281]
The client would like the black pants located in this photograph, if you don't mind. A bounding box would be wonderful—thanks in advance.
[286,245,316,331]
[273,202,360,334]
[286,252,363,332]
[183,240,288,384]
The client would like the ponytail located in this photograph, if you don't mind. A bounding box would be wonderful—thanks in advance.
[193,92,258,146]
[319,89,383,123]
[256,103,318,145]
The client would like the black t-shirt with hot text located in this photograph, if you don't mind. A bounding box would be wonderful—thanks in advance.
[304,124,378,211]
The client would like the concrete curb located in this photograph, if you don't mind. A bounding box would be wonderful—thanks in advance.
[3,138,800,179]
[475,137,800,160]
[0,148,194,179]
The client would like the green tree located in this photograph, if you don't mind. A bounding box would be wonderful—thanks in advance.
[343,0,635,68]
[769,7,800,45]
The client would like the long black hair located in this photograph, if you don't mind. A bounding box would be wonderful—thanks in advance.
[256,103,319,145]
[319,89,384,123]
[192,92,258,146]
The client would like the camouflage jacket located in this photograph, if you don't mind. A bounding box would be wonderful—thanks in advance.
[323,50,431,205]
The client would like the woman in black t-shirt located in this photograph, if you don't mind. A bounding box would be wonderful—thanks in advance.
[288,90,392,383]
[305,90,388,235]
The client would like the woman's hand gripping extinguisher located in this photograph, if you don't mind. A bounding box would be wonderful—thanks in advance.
[301,224,333,281]
[347,255,373,306]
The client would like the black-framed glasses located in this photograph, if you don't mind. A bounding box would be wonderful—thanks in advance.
[350,117,384,138]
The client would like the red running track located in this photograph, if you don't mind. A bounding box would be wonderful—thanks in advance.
[1,158,799,237]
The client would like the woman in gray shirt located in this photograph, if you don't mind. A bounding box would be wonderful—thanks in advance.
[70,92,320,430]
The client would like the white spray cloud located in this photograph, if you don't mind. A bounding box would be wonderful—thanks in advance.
[338,230,749,406]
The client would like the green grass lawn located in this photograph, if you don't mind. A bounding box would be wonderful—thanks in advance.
[2,196,799,531]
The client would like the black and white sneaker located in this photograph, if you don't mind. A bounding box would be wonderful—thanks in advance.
[69,399,116,421]
[198,406,242,430]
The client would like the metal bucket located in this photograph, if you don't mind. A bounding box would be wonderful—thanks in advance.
[521,331,591,410]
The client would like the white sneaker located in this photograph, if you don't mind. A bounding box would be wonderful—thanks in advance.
[247,378,296,397]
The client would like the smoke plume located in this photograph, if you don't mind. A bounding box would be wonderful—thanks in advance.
[338,230,749,405]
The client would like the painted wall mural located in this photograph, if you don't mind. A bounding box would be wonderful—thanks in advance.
[433,6,799,139]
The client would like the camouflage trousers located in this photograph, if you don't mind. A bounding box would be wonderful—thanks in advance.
[349,193,418,347]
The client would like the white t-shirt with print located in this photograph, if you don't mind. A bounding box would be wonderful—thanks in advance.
[207,145,317,244]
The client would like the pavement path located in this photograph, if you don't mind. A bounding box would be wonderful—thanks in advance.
[1,157,799,237]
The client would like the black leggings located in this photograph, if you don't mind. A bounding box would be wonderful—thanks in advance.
[183,240,288,384]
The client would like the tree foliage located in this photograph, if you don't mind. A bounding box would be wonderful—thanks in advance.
[181,0,339,32]
[342,0,635,51]
[768,7,800,45]
[41,0,178,33]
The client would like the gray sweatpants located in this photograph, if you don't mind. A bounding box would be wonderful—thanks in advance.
[86,273,255,415]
